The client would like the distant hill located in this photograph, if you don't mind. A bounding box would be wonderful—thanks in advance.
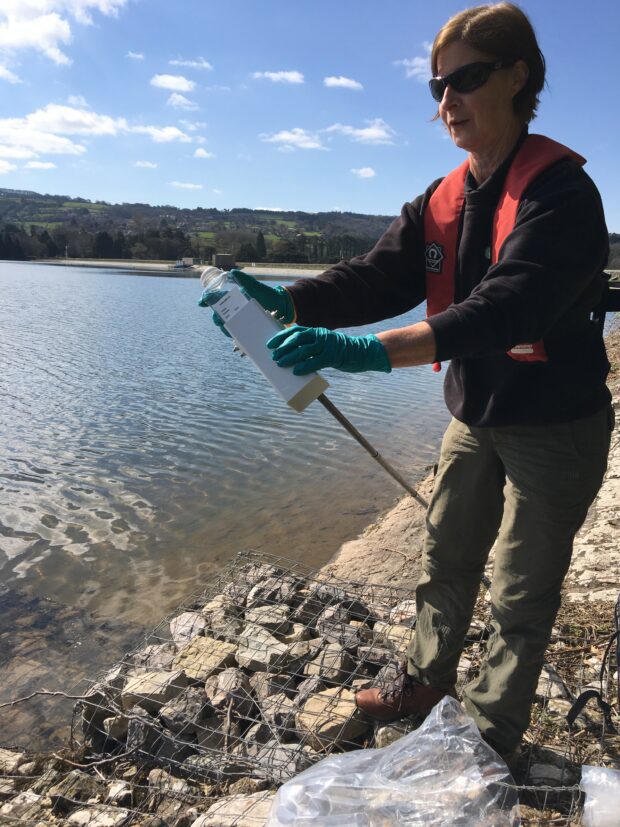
[0,187,396,264]
[1,187,619,269]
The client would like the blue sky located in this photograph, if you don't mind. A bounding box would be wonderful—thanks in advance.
[1,0,619,230]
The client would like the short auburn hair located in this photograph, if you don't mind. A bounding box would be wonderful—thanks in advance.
[431,2,546,123]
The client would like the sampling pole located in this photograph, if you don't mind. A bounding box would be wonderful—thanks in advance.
[317,394,429,509]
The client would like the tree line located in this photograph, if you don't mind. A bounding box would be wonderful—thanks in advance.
[0,223,382,265]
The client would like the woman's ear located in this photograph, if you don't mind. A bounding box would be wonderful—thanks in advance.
[512,59,529,96]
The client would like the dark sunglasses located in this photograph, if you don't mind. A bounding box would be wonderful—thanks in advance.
[429,60,512,102]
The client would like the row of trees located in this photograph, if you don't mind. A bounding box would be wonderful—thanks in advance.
[0,223,380,265]
[0,225,195,262]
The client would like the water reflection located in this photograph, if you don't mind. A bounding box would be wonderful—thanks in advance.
[0,262,449,627]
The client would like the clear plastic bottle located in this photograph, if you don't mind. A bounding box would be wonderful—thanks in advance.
[199,265,232,291]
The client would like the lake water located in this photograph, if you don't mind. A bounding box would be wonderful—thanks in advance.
[0,262,450,632]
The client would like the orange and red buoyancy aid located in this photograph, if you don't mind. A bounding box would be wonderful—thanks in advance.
[424,134,585,371]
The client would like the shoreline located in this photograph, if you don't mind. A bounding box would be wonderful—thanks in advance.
[29,259,326,279]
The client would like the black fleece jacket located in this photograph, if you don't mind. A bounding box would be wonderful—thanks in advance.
[287,135,611,427]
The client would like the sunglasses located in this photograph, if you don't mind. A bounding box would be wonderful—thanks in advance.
[429,60,512,102]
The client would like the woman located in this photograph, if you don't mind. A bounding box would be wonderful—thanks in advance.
[201,2,613,767]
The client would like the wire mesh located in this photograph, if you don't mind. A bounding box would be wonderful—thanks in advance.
[0,549,617,825]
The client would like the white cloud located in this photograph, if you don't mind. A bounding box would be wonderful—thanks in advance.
[169,57,212,70]
[127,50,143,60]
[151,74,195,92]
[180,120,207,132]
[351,167,376,179]
[0,1,128,65]
[324,75,363,90]
[135,160,157,168]
[170,181,203,189]
[132,124,190,143]
[0,145,35,159]
[252,70,304,84]
[167,92,199,111]
[394,42,432,82]
[0,64,21,83]
[194,148,214,158]
[0,160,17,173]
[212,188,222,195]
[260,127,325,151]
[25,160,56,169]
[0,104,191,161]
[326,118,395,145]
[27,104,126,135]
[67,94,88,107]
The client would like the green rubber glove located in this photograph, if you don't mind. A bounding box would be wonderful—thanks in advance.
[197,288,231,337]
[267,325,392,376]
[229,269,295,323]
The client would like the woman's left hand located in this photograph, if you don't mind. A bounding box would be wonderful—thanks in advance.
[267,325,392,375]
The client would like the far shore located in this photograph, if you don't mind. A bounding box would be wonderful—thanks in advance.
[31,258,326,280]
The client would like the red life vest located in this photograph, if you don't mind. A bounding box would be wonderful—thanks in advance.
[424,134,585,371]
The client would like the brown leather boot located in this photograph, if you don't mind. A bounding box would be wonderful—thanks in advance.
[355,663,457,723]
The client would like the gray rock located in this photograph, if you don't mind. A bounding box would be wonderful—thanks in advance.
[121,669,187,712]
[536,663,571,701]
[170,612,207,645]
[105,780,133,807]
[236,624,289,672]
[200,594,236,616]
[0,747,25,773]
[358,645,398,671]
[227,777,270,796]
[147,768,194,795]
[127,714,196,764]
[374,720,414,748]
[0,791,43,821]
[245,575,299,610]
[0,778,17,799]
[49,769,105,813]
[182,753,248,784]
[192,791,276,826]
[173,637,237,683]
[295,687,370,750]
[295,675,326,706]
[67,805,130,826]
[206,609,243,644]
[258,692,298,741]
[222,562,285,606]
[278,622,311,644]
[372,621,413,651]
[159,687,209,736]
[132,643,177,672]
[103,714,130,740]
[232,722,273,758]
[203,667,253,718]
[249,671,296,702]
[244,604,291,634]
[253,740,315,784]
[195,713,242,753]
[389,599,417,627]
[372,660,402,687]
[303,642,354,684]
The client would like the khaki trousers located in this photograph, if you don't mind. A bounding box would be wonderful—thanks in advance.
[408,404,614,753]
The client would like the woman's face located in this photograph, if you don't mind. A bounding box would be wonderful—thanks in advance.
[436,41,525,156]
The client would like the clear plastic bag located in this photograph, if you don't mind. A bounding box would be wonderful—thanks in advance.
[266,696,519,826]
[581,765,620,827]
